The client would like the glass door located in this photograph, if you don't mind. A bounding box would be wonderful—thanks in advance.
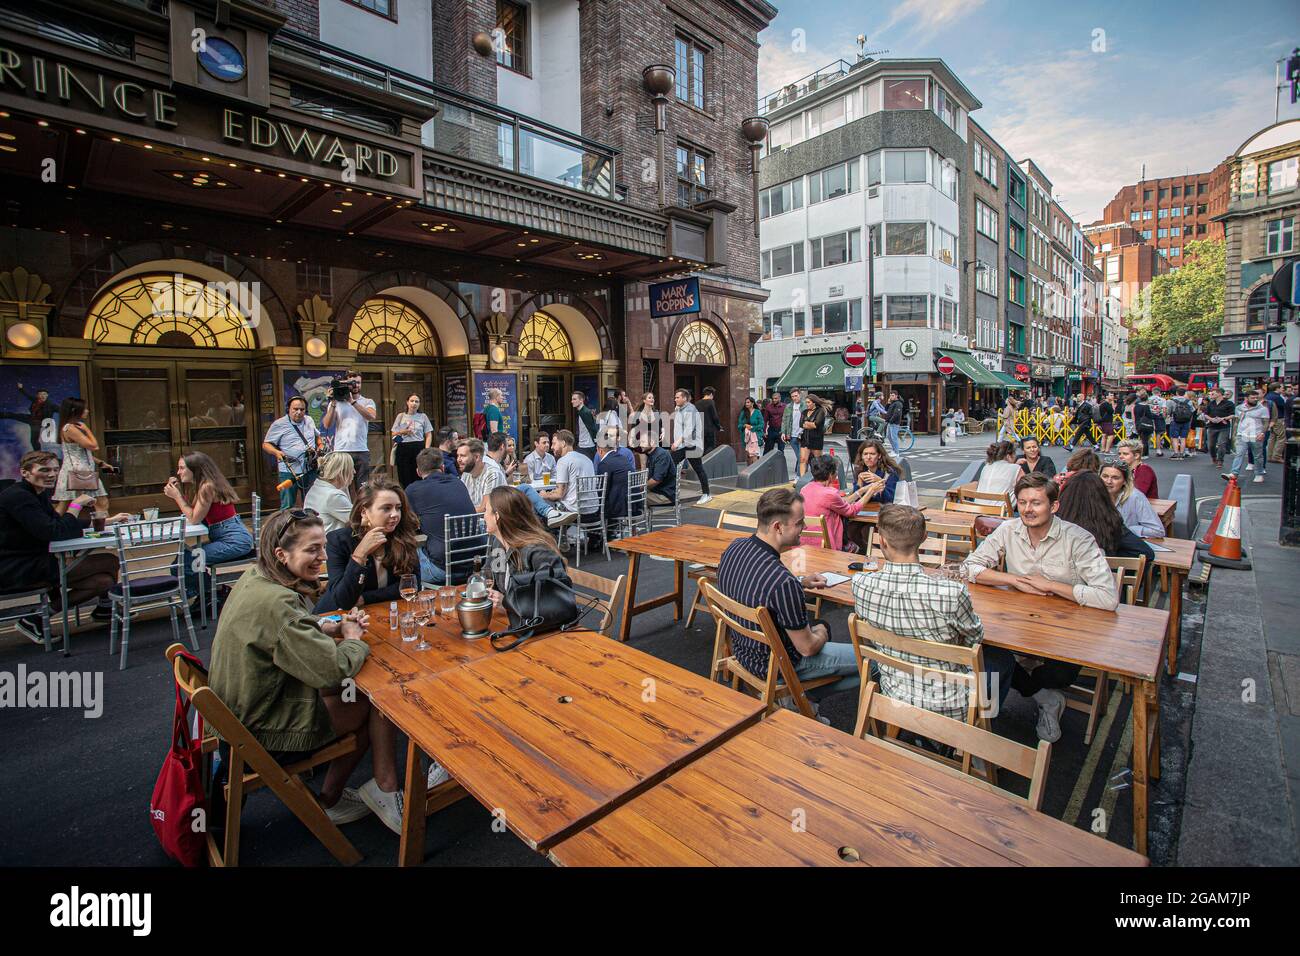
[358,365,439,472]
[182,366,253,501]
[521,371,568,441]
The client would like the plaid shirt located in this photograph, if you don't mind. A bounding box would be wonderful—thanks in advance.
[850,562,984,720]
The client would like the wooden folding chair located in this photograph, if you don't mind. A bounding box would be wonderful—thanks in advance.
[567,567,627,639]
[166,643,362,867]
[847,613,991,778]
[800,513,832,549]
[699,580,836,720]
[943,499,1007,517]
[927,519,975,557]
[864,537,948,568]
[957,487,1013,515]
[855,680,1052,811]
[684,511,758,628]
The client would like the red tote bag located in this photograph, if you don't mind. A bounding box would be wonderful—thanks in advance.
[150,658,209,866]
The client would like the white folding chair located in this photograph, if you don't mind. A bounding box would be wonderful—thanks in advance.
[574,473,608,567]
[444,513,490,585]
[647,462,685,531]
[109,518,200,670]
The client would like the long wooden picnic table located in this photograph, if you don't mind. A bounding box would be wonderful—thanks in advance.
[945,482,1176,535]
[550,711,1146,867]
[610,524,1168,856]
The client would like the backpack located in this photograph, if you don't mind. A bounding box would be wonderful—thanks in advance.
[1171,398,1192,424]
[472,411,488,440]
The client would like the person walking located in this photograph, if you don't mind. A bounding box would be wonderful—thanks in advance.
[738,396,763,465]
[670,389,712,505]
[696,386,722,455]
[886,390,906,452]
[998,394,1020,443]
[1264,382,1287,464]
[762,391,786,455]
[1148,388,1169,458]
[782,388,803,477]
[799,393,829,474]
[1224,389,1271,484]
[262,396,320,509]
[1132,389,1156,458]
[1166,388,1195,461]
[51,397,117,518]
[1064,395,1093,451]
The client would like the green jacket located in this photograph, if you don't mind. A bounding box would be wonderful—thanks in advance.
[208,568,370,753]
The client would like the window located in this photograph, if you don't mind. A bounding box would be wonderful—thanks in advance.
[766,115,804,153]
[675,321,726,364]
[935,226,957,265]
[1158,207,1168,219]
[675,143,709,205]
[1143,210,1152,220]
[1267,217,1296,255]
[886,294,928,327]
[884,149,927,183]
[1197,183,1206,195]
[1008,270,1025,305]
[1106,256,1119,282]
[867,151,881,186]
[1172,185,1181,197]
[1009,171,1026,207]
[808,160,858,203]
[976,262,998,295]
[934,153,957,199]
[1143,189,1152,201]
[1129,211,1140,222]
[1101,242,1112,252]
[1269,157,1298,193]
[1171,226,1181,236]
[1169,246,1180,257]
[1197,223,1206,235]
[810,229,861,267]
[973,142,998,184]
[1008,221,1026,257]
[937,297,958,332]
[933,84,956,128]
[882,78,926,110]
[674,34,707,109]
[1169,205,1181,216]
[976,200,998,239]
[495,1,529,75]
[1197,204,1207,215]
[1158,248,1167,258]
[345,0,394,16]
[1157,228,1168,238]
[807,95,852,137]
[884,222,926,256]
[1184,205,1192,216]
[517,311,573,361]
[1158,187,1169,200]
[85,273,257,348]
[1141,230,1151,240]
[813,300,863,334]
[760,178,803,218]
[760,242,805,279]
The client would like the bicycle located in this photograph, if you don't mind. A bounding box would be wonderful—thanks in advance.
[855,417,914,452]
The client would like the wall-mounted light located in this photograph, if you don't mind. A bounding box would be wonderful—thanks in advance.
[490,344,507,366]
[5,321,42,349]
[305,335,328,358]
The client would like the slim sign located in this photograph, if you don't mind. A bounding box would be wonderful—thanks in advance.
[649,278,701,319]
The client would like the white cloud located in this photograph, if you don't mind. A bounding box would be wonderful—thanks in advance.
[757,29,844,101]
[870,0,989,46]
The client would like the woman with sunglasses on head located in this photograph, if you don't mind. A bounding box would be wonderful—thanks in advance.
[315,475,422,614]
[1099,459,1165,539]
[207,509,380,827]
[163,450,254,611]
[481,486,566,609]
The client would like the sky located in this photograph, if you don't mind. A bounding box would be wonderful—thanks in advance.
[757,0,1300,224]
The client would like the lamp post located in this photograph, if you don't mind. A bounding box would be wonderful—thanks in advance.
[955,258,989,446]
[642,65,676,208]
[740,116,769,237]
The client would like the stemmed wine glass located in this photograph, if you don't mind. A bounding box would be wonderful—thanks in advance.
[414,592,435,651]
[399,574,418,606]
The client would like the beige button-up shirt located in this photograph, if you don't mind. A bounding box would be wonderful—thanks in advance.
[962,516,1119,610]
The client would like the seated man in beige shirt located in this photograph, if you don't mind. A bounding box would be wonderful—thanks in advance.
[961,471,1119,742]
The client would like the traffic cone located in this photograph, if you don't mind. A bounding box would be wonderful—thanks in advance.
[1198,481,1231,548]
[1202,477,1251,569]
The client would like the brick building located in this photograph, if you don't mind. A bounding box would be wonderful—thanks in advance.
[966,119,1007,389]
[1093,164,1229,270]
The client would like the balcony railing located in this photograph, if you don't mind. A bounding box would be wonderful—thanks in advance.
[758,59,854,115]
[271,30,618,201]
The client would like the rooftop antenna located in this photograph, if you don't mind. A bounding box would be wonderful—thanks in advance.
[856,35,888,61]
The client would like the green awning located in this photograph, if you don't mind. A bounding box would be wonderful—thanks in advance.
[936,349,1001,387]
[774,352,854,392]
[989,369,1030,390]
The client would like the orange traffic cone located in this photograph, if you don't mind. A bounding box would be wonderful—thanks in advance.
[1199,480,1232,547]
[1203,477,1251,569]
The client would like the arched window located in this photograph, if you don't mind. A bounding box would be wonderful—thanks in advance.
[517,311,573,361]
[1245,284,1292,331]
[83,273,256,348]
[674,320,726,365]
[348,298,436,356]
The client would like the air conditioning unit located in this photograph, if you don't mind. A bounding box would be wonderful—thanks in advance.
[867,186,879,199]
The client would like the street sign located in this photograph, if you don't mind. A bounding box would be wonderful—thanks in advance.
[936,355,956,376]
[844,370,864,392]
[843,342,868,368]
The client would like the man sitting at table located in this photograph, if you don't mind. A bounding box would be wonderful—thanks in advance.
[643,442,677,507]
[457,438,505,511]
[521,430,556,481]
[716,487,859,720]
[515,429,595,529]
[961,471,1118,742]
[851,504,1014,724]
[0,451,128,637]
[595,431,632,530]
[404,447,475,585]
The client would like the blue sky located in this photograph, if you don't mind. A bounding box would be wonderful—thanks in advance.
[757,0,1300,223]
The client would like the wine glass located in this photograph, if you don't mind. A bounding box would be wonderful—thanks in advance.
[414,592,435,651]
[399,573,417,606]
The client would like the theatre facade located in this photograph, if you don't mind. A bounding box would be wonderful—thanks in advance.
[0,0,760,511]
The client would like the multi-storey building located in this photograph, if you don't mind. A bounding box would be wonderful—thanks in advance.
[1019,159,1055,394]
[1100,287,1129,386]
[1215,119,1300,393]
[1094,165,1229,270]
[0,0,776,502]
[754,56,1026,432]
[965,119,1014,408]
[1004,160,1030,385]
[1082,224,1170,331]
[1048,198,1076,395]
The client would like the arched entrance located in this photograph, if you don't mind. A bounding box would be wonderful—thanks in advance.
[515,309,577,438]
[82,268,266,509]
[670,318,731,440]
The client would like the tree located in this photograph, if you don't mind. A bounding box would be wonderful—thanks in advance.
[1128,239,1224,372]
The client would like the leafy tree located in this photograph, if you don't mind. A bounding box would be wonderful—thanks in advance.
[1127,239,1224,372]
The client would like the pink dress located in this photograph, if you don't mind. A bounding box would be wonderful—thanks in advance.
[798,479,864,551]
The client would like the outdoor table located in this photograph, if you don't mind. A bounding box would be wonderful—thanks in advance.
[942,482,1175,534]
[365,628,763,864]
[854,505,976,528]
[611,525,1168,856]
[1148,537,1195,675]
[47,522,207,651]
[549,710,1147,867]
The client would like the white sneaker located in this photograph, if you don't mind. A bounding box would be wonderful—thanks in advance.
[546,510,570,527]
[1253,474,1265,483]
[1246,462,1254,471]
[358,778,405,834]
[323,787,371,825]
[427,760,452,789]
[1032,688,1066,743]
[696,494,712,505]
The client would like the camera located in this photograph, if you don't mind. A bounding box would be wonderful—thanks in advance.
[330,378,353,402]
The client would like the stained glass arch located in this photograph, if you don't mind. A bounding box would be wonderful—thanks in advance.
[517,311,573,361]
[83,273,257,349]
[348,298,437,356]
[674,320,726,365]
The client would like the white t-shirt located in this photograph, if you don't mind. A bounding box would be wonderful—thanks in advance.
[977,460,1022,499]
[554,450,595,514]
[332,397,376,453]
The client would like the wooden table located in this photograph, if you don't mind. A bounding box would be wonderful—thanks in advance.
[1149,498,1176,536]
[612,525,1168,856]
[362,627,764,862]
[550,711,1146,867]
[854,506,976,528]
[1148,537,1194,675]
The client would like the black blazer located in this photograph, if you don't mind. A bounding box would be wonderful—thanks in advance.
[314,527,421,613]
[0,480,88,590]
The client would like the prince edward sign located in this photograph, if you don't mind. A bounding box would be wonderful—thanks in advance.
[649,278,701,319]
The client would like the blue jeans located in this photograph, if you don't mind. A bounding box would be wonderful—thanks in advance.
[886,423,901,452]
[278,467,317,511]
[518,482,555,519]
[183,515,254,602]
[794,638,861,695]
[417,548,446,585]
[1231,438,1266,476]
[789,435,801,474]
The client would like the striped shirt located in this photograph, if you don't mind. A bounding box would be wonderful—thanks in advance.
[715,535,807,679]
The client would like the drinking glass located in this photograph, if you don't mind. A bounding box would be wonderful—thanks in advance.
[399,612,418,643]
[542,471,551,486]
[399,574,417,605]
[439,586,457,617]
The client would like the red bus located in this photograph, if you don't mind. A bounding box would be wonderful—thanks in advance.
[1187,372,1219,392]
[1123,373,1186,393]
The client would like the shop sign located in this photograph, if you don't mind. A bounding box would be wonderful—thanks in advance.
[648,277,700,319]
[1032,362,1051,379]
[1219,335,1265,356]
[1014,363,1030,382]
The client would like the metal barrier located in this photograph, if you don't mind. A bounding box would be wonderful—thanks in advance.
[994,409,1173,449]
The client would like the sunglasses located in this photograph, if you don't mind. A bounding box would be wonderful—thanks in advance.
[275,508,319,544]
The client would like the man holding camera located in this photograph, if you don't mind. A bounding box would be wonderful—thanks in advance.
[322,371,376,488]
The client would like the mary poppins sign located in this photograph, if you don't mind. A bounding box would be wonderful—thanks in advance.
[649,278,701,319]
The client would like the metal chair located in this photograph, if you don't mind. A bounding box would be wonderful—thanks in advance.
[109,517,199,670]
[444,512,490,585]
[574,473,608,567]
[621,468,650,538]
[647,461,685,531]
[203,493,261,627]
[0,587,54,653]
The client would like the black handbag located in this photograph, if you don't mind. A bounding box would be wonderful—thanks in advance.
[489,553,592,652]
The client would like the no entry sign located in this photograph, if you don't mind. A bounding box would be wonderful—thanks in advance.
[936,355,956,376]
[843,342,868,367]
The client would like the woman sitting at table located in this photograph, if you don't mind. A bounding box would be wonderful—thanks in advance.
[853,439,900,503]
[207,508,381,827]
[800,453,875,552]
[1016,436,1057,479]
[977,441,1022,500]
[304,452,356,535]
[1100,460,1166,539]
[316,475,421,613]
[1115,439,1158,499]
[482,486,568,608]
[1056,470,1155,563]
[163,450,254,611]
